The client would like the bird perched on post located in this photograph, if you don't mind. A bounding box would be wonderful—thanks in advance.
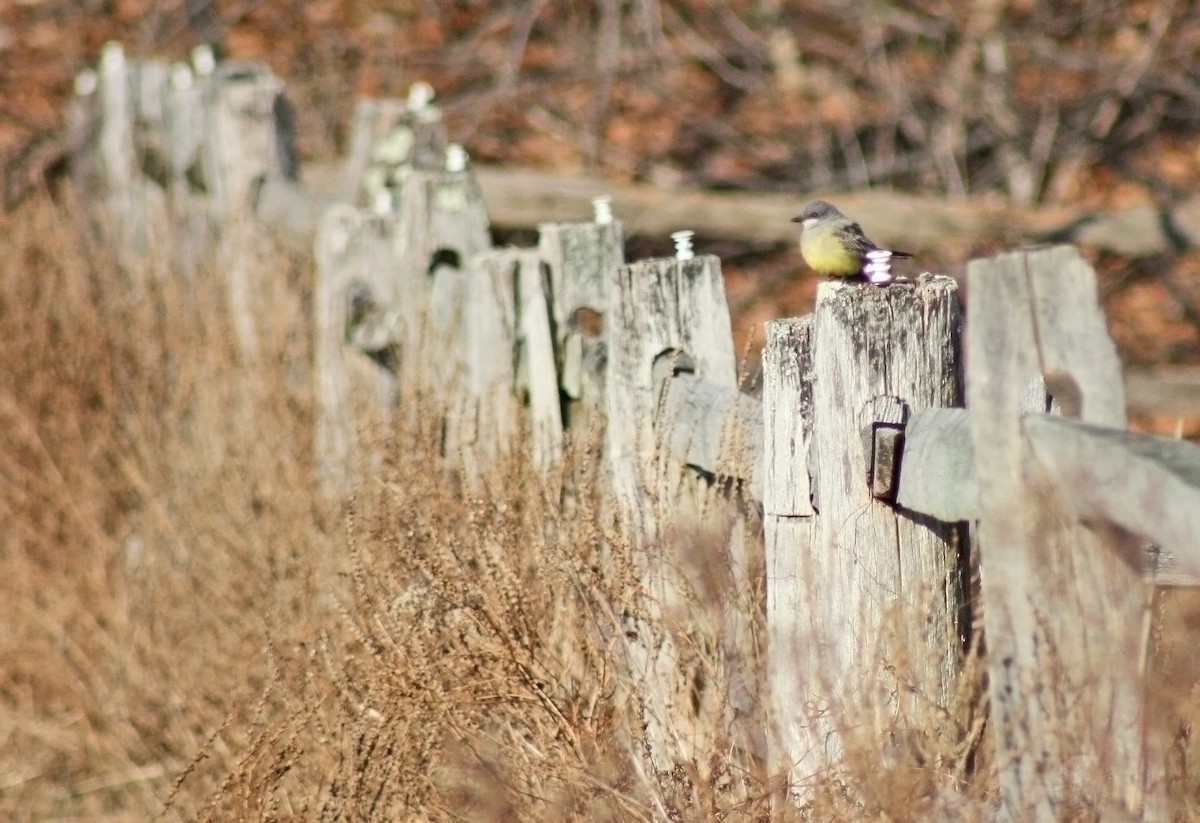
[792,199,911,286]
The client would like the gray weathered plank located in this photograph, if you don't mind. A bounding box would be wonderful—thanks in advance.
[454,249,521,473]
[478,167,996,248]
[966,245,1147,820]
[653,368,762,498]
[897,407,1200,585]
[761,316,817,795]
[895,406,978,521]
[1025,415,1200,586]
[1124,367,1200,417]
[514,250,564,472]
[246,159,1200,260]
[763,317,814,520]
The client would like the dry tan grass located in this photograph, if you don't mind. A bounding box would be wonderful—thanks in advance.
[0,196,1198,821]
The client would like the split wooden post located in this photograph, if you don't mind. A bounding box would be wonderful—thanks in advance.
[313,207,401,496]
[453,249,519,474]
[766,275,965,793]
[69,43,171,266]
[538,217,625,434]
[95,42,137,206]
[454,246,561,477]
[388,150,491,399]
[761,317,816,787]
[514,250,565,472]
[162,61,213,270]
[203,60,296,360]
[966,246,1147,820]
[201,61,295,221]
[605,252,740,767]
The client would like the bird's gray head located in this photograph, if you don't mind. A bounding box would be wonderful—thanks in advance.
[791,199,844,230]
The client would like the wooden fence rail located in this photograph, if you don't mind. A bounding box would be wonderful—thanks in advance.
[67,45,1200,822]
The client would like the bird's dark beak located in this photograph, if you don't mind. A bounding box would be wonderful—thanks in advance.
[790,216,802,223]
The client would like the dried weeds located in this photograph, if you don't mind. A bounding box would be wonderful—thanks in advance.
[0,197,1197,821]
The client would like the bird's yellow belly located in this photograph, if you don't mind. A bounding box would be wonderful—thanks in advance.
[801,229,863,276]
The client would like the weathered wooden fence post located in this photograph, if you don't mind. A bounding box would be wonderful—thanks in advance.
[94,42,136,210]
[202,60,296,359]
[69,43,171,266]
[761,316,815,791]
[457,249,521,469]
[388,146,492,396]
[68,44,297,327]
[538,204,625,436]
[454,246,562,477]
[966,246,1146,820]
[646,301,767,776]
[164,62,205,208]
[605,249,746,767]
[513,249,565,473]
[313,136,492,495]
[314,207,401,495]
[162,61,215,270]
[765,275,965,795]
[202,60,295,221]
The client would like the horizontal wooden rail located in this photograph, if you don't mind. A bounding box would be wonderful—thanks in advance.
[1125,367,1200,417]
[653,355,762,499]
[894,407,1200,586]
[649,366,1200,588]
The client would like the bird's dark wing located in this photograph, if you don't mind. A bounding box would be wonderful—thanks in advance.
[840,221,911,258]
[834,222,878,257]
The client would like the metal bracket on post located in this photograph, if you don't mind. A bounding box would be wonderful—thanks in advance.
[866,395,909,501]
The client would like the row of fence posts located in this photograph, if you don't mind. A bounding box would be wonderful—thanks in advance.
[67,45,1200,822]
[68,40,296,361]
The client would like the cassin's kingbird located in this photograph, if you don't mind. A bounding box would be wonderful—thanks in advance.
[792,200,911,284]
